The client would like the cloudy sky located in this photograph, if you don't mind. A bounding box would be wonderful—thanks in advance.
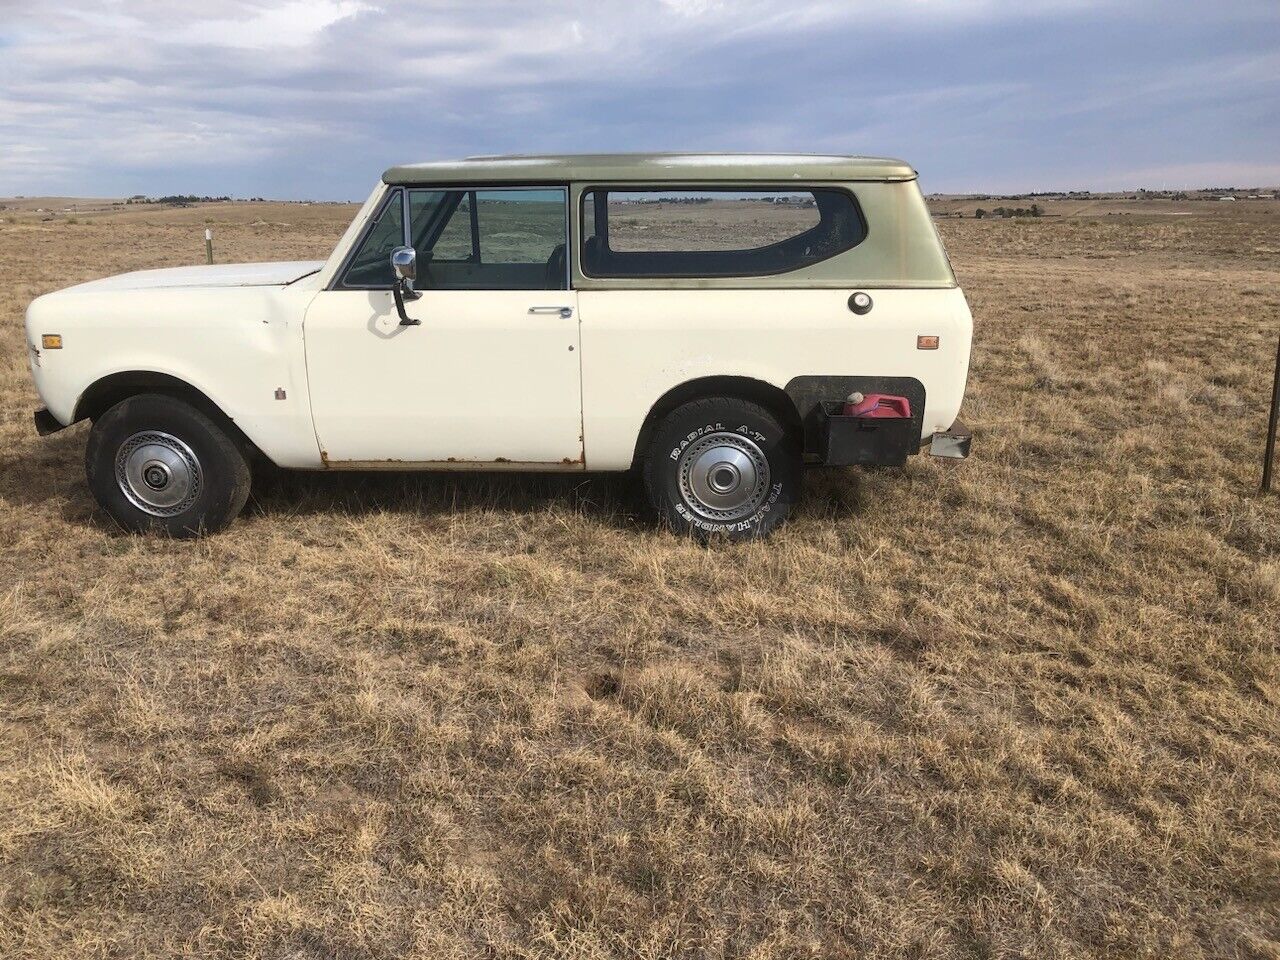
[1,0,1278,199]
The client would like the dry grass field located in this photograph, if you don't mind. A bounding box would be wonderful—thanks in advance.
[1,197,1278,959]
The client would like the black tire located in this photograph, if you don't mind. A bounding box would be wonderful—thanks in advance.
[85,393,252,538]
[642,397,801,542]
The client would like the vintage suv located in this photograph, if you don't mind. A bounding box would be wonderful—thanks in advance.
[25,153,971,541]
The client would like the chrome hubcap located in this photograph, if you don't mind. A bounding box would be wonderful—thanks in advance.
[678,432,770,522]
[115,431,202,517]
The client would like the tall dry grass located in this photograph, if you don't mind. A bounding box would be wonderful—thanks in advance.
[0,200,1277,958]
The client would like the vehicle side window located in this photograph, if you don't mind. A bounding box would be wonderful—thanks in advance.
[476,190,565,265]
[410,190,474,262]
[579,187,865,278]
[407,187,568,291]
[339,190,405,287]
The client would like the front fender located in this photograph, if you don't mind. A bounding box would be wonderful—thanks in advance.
[25,285,324,469]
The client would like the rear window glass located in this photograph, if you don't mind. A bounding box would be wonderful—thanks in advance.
[580,187,865,278]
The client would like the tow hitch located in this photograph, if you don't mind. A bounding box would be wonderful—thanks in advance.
[929,420,972,459]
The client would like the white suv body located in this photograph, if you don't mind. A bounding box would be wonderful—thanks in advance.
[26,153,972,540]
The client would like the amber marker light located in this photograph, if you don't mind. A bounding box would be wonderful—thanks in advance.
[41,334,63,350]
[917,335,940,350]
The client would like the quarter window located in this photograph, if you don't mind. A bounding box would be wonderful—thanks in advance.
[580,187,865,278]
[340,190,405,287]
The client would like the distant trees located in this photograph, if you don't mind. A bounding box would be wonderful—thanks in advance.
[125,194,232,206]
[627,196,712,205]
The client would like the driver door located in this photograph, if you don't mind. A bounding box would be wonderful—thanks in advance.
[303,186,582,467]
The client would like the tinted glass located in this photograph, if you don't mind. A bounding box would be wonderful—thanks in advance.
[341,191,404,287]
[476,189,566,265]
[414,190,473,261]
[580,187,864,278]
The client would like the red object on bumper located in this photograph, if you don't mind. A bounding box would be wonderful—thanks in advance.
[842,393,911,418]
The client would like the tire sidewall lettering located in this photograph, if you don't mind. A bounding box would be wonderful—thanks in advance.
[669,421,726,461]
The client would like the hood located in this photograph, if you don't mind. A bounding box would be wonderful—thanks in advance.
[63,260,326,293]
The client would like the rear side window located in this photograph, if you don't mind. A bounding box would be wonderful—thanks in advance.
[580,187,865,278]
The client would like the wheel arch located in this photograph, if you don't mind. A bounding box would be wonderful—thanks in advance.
[74,370,261,459]
[630,375,803,470]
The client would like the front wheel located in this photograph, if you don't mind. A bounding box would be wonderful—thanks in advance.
[86,393,252,538]
[642,397,801,542]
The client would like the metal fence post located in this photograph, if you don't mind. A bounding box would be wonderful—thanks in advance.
[205,228,214,265]
[1263,332,1280,493]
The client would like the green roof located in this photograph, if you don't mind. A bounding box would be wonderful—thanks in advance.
[382,153,917,186]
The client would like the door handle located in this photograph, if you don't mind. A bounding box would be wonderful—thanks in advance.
[528,306,573,318]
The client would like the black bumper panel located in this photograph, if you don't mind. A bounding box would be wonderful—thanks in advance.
[34,408,66,436]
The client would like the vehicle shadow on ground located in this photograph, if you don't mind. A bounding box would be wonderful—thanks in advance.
[245,462,647,531]
[0,425,94,511]
[251,464,896,530]
[802,463,884,511]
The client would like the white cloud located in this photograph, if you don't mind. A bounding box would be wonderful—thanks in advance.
[0,0,1276,196]
[171,0,374,49]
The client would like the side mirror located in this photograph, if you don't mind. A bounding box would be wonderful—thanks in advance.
[391,245,417,284]
[389,245,421,326]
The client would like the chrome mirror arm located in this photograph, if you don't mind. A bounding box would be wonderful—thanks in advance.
[392,279,420,326]
[389,245,422,326]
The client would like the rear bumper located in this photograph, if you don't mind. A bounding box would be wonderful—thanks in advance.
[928,419,971,459]
[34,407,67,436]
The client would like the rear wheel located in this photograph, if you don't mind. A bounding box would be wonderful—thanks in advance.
[86,393,252,537]
[642,397,801,541]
